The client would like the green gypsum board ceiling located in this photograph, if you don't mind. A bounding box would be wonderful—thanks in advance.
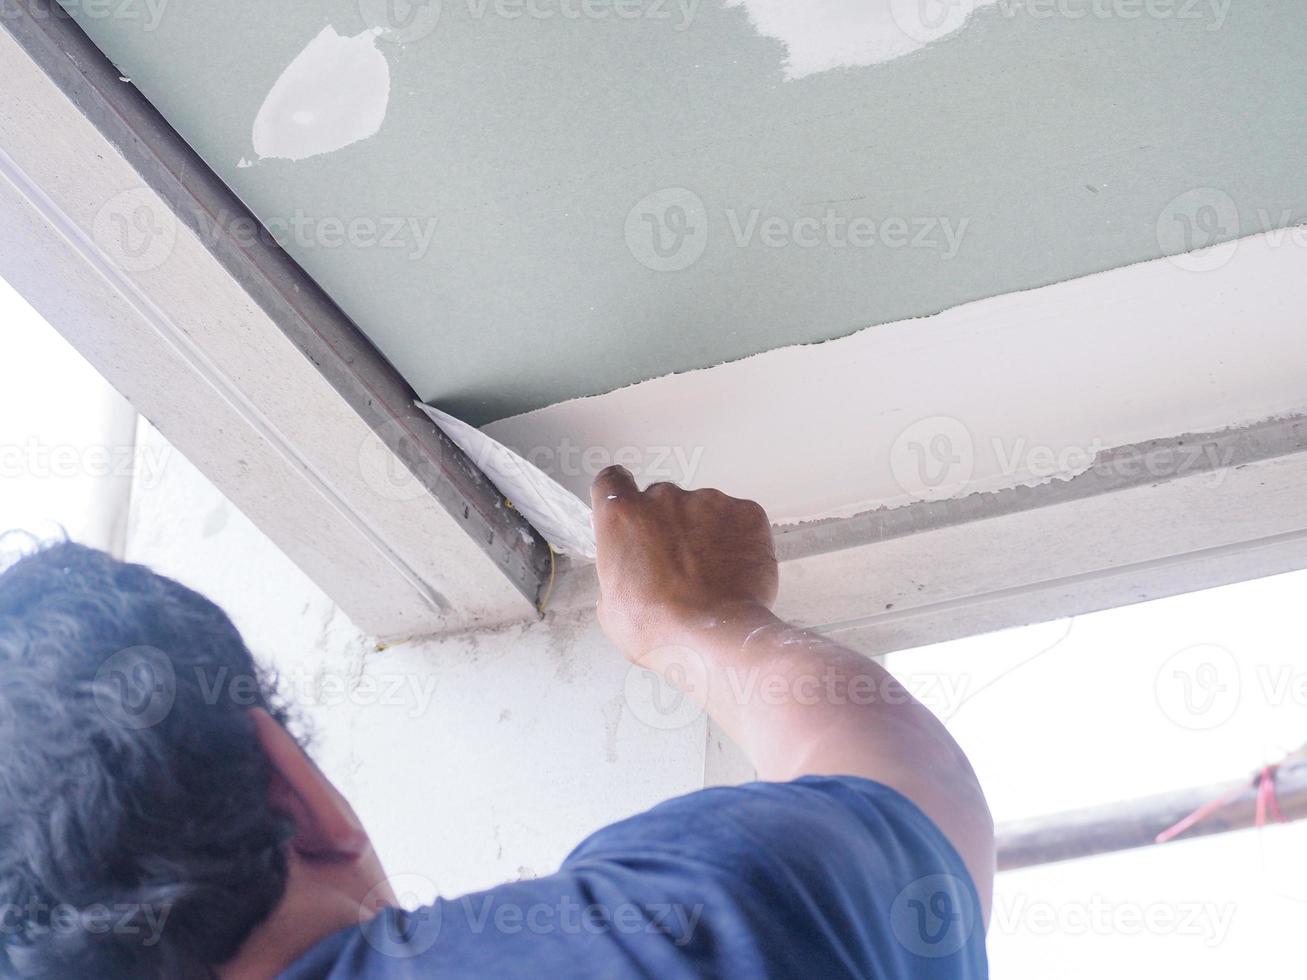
[59,0,1307,424]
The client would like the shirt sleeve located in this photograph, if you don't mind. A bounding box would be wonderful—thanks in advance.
[557,774,988,979]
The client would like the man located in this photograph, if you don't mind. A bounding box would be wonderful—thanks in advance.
[0,467,992,978]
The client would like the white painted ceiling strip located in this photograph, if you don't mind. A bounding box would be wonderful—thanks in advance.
[488,230,1307,525]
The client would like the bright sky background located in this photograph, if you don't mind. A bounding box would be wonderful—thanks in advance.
[0,273,134,552]
[891,570,1307,976]
[2,269,1303,976]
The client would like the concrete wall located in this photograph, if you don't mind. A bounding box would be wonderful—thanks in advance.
[124,421,723,899]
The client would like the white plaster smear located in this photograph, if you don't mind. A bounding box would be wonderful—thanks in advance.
[417,404,597,559]
[726,0,1001,79]
[486,230,1307,525]
[252,26,390,162]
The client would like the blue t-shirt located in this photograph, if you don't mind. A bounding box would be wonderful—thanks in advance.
[280,776,988,978]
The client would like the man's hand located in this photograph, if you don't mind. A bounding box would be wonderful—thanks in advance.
[590,466,778,666]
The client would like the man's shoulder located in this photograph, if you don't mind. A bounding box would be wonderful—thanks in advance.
[569,774,960,868]
[280,776,988,979]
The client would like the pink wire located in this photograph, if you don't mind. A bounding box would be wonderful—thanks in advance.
[1154,764,1283,846]
[1255,766,1284,827]
[1155,786,1243,845]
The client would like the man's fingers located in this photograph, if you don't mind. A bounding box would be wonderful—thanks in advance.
[591,465,639,510]
[644,481,684,499]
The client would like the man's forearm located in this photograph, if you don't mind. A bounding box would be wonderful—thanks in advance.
[645,600,957,779]
[588,466,994,920]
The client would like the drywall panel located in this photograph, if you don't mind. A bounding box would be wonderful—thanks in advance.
[487,230,1307,522]
[60,0,1307,422]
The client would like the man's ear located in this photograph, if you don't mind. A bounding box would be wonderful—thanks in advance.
[249,708,368,859]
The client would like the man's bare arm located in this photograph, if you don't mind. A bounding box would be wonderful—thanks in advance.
[590,466,995,922]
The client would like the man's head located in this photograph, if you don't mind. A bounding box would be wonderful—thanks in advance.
[0,542,390,979]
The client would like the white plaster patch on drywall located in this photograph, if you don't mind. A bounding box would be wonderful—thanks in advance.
[251,26,390,162]
[485,230,1307,523]
[725,0,1000,79]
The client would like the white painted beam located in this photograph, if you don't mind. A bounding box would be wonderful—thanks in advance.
[548,416,1307,656]
[782,416,1307,653]
[0,3,549,639]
